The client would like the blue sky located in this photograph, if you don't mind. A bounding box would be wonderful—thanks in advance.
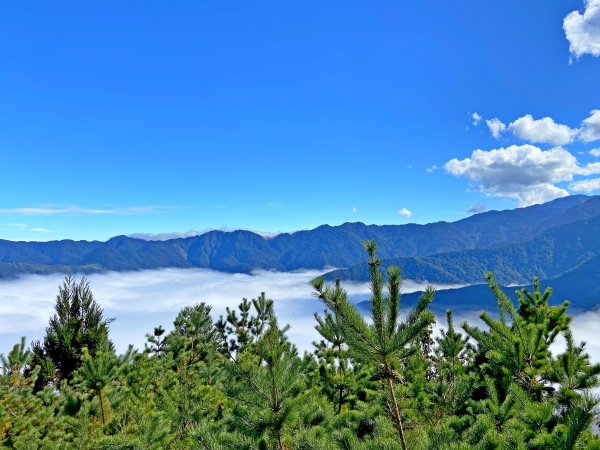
[1,0,600,241]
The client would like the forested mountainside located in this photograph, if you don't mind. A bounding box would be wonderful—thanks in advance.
[326,214,600,286]
[1,195,599,279]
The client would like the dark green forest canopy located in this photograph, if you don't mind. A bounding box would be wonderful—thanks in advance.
[1,243,599,449]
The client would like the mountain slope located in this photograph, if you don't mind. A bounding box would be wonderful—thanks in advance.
[325,214,600,286]
[356,255,600,315]
[0,195,599,279]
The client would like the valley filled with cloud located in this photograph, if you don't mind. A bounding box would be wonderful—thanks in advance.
[2,268,598,366]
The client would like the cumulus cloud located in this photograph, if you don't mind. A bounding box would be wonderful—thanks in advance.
[426,165,438,173]
[399,208,413,218]
[481,111,600,145]
[486,118,507,139]
[508,114,578,146]
[472,112,482,126]
[580,110,600,143]
[445,145,600,206]
[569,177,600,192]
[590,148,600,157]
[352,206,358,214]
[564,0,600,59]
[468,203,488,215]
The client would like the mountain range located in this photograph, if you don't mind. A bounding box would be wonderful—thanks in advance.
[1,195,600,310]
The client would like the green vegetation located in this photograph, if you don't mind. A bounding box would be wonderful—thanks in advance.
[1,241,599,449]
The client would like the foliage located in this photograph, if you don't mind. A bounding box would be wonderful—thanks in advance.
[1,242,599,449]
[29,275,114,388]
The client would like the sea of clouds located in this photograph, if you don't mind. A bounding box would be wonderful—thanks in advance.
[0,268,598,366]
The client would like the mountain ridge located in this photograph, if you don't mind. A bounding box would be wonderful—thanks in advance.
[0,195,599,281]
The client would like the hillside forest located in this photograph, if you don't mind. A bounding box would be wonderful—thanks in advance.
[1,241,600,449]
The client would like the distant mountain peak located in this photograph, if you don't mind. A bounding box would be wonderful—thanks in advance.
[128,228,280,241]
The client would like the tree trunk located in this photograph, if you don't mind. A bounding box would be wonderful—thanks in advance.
[98,389,106,425]
[386,376,408,450]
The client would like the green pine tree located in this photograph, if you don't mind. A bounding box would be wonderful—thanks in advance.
[312,240,435,450]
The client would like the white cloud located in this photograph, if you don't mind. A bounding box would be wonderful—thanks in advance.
[472,112,482,126]
[590,147,600,157]
[0,205,174,216]
[564,0,600,58]
[426,164,438,173]
[486,118,507,139]
[508,114,577,146]
[0,269,439,356]
[579,109,600,142]
[1,223,52,234]
[2,269,599,367]
[29,228,52,233]
[399,208,413,218]
[352,206,358,214]
[1,223,29,228]
[569,177,600,192]
[445,144,600,206]
[467,203,487,215]
[480,110,600,145]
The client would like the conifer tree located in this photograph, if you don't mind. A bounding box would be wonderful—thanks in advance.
[227,317,304,449]
[77,345,117,425]
[312,240,435,450]
[463,274,568,396]
[29,275,114,387]
[313,309,353,414]
[549,330,600,408]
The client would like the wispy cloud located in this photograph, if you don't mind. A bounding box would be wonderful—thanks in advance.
[1,223,29,228]
[467,203,487,215]
[29,227,52,233]
[0,205,178,216]
[1,223,52,234]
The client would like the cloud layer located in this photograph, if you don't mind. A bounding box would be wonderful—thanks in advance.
[2,269,598,367]
[0,269,377,355]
